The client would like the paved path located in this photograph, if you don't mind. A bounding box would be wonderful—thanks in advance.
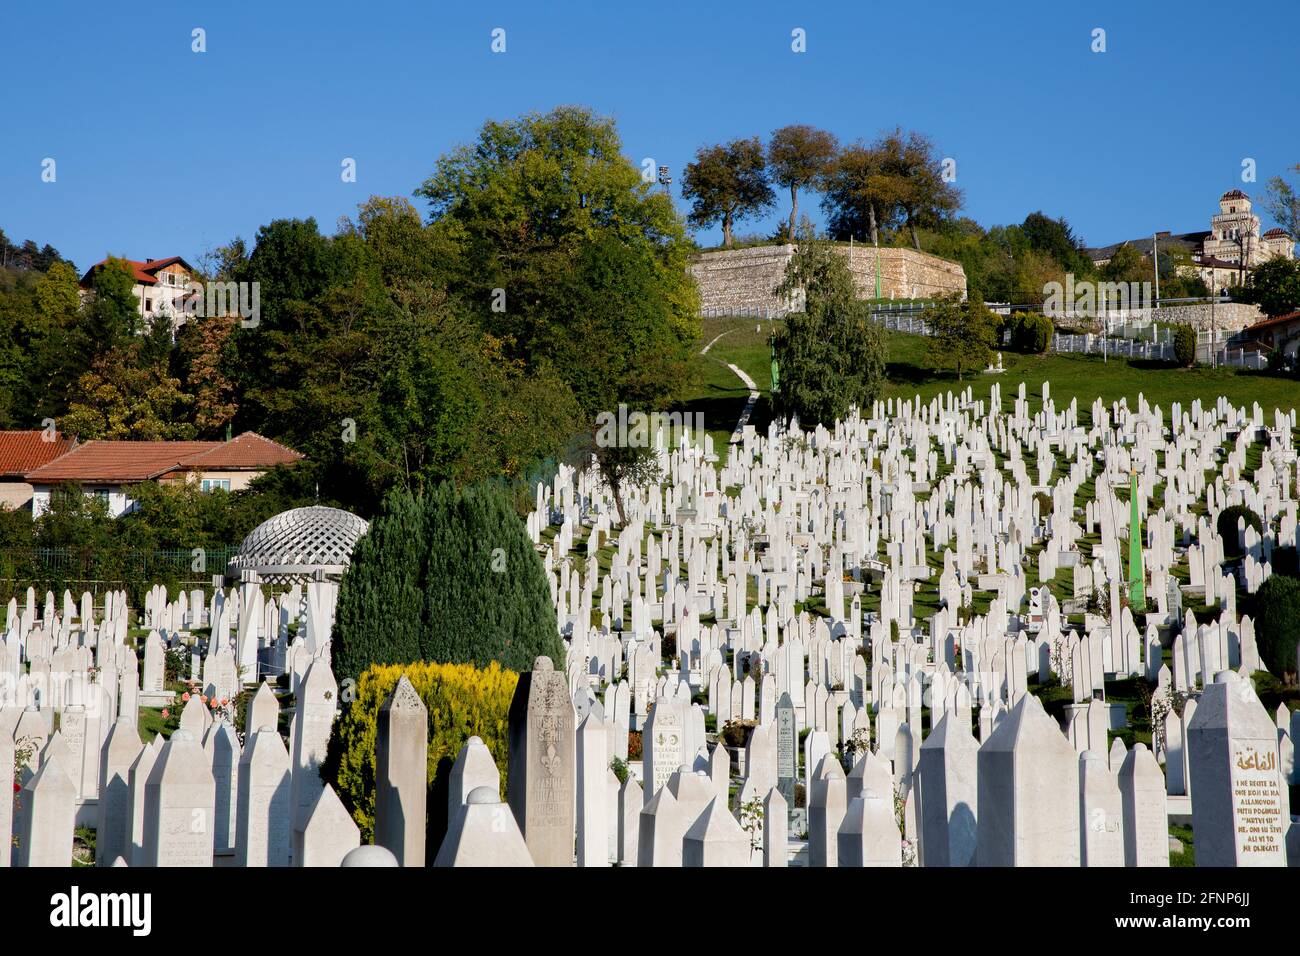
[726,362,760,444]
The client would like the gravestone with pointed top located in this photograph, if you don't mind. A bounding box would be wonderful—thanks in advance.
[374,674,428,867]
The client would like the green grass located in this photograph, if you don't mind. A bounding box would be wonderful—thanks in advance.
[1168,823,1195,866]
[684,322,1300,438]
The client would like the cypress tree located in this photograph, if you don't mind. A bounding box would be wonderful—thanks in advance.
[332,482,565,682]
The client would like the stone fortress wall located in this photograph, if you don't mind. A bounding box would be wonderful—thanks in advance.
[689,243,968,314]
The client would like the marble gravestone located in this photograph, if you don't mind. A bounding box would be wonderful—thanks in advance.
[374,674,428,867]
[507,656,576,867]
[1187,674,1287,867]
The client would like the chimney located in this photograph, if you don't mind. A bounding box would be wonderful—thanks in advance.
[1156,231,1170,239]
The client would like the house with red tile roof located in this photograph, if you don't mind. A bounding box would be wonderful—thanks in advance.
[23,431,303,517]
[1240,310,1300,366]
[0,430,78,511]
[79,255,198,326]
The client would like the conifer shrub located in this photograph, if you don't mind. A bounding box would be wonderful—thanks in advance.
[331,482,565,682]
[326,660,518,840]
[1172,323,1196,367]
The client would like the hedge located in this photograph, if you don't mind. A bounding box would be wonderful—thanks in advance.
[331,483,565,683]
[325,660,519,842]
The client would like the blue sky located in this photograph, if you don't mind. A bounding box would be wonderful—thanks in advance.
[2,0,1297,272]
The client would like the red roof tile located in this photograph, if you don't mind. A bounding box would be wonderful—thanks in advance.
[180,432,304,470]
[23,432,301,483]
[79,256,194,288]
[0,431,77,478]
[1246,310,1300,334]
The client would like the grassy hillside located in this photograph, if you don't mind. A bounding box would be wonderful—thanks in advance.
[683,317,1299,460]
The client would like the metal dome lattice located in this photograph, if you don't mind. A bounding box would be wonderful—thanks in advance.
[228,506,369,582]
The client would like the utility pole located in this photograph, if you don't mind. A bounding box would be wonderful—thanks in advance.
[1210,282,1217,368]
[1152,233,1160,309]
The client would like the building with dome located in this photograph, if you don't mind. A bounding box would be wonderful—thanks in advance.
[227,505,370,584]
[1087,189,1294,291]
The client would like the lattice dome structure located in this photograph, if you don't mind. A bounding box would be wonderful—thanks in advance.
[228,506,369,583]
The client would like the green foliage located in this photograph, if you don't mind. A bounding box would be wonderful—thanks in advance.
[1255,574,1300,684]
[1004,311,1053,353]
[331,482,565,683]
[682,136,775,248]
[770,230,886,426]
[1217,505,1262,558]
[325,660,518,840]
[767,125,838,241]
[417,106,699,418]
[1238,257,1300,317]
[1172,323,1196,367]
[922,292,997,379]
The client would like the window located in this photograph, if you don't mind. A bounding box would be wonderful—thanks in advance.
[92,488,110,503]
[201,478,231,493]
[145,298,153,313]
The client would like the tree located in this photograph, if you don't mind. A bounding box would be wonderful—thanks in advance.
[769,228,886,426]
[1264,164,1300,246]
[1021,212,1094,277]
[1217,505,1262,559]
[1254,573,1300,685]
[177,314,240,436]
[588,442,662,526]
[331,483,566,683]
[820,140,895,244]
[682,137,775,248]
[1238,257,1300,317]
[1101,243,1152,284]
[922,292,996,380]
[417,107,698,417]
[1171,323,1196,367]
[77,257,141,364]
[767,125,838,241]
[876,129,963,250]
[62,346,196,440]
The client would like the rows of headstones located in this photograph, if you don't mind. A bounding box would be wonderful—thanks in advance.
[0,573,353,867]
[504,381,1297,865]
[2,377,1297,866]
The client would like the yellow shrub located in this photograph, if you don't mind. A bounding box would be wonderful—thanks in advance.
[326,660,518,841]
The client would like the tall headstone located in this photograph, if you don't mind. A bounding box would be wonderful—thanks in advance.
[837,792,902,867]
[15,752,75,866]
[0,734,12,868]
[975,693,1080,866]
[236,728,292,867]
[763,786,788,867]
[576,712,609,867]
[1118,743,1169,867]
[142,729,216,867]
[127,735,163,866]
[289,657,337,864]
[1078,751,1124,867]
[507,656,576,867]
[95,719,143,867]
[374,674,428,867]
[1187,674,1287,866]
[917,713,978,867]
[204,721,240,856]
[776,692,797,806]
[808,754,847,868]
[449,735,501,813]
